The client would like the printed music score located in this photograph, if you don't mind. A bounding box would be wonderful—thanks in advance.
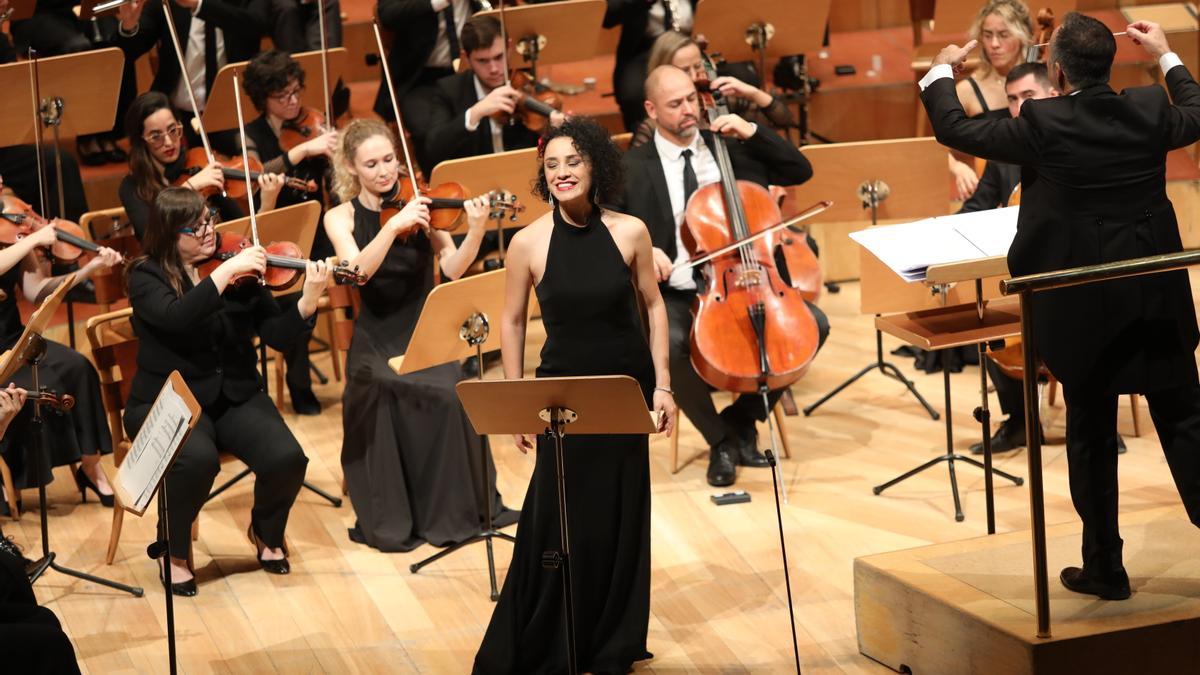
[849,206,1018,282]
[117,375,197,514]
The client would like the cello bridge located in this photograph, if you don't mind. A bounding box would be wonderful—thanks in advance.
[734,267,764,289]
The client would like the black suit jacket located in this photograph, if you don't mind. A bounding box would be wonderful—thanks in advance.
[617,128,813,261]
[958,161,1020,214]
[126,259,313,408]
[420,71,541,175]
[922,65,1200,391]
[603,0,694,74]
[117,0,267,98]
[374,0,480,119]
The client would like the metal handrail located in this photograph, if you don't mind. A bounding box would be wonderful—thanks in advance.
[1000,247,1200,638]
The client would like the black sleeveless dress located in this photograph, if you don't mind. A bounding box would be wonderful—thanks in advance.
[474,206,655,674]
[340,198,515,552]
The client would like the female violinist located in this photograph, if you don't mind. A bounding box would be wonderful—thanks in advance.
[123,187,328,596]
[118,92,287,241]
[322,118,517,552]
[0,174,123,512]
[630,30,795,148]
[475,117,675,674]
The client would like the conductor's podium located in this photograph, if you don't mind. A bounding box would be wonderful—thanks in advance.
[856,505,1200,675]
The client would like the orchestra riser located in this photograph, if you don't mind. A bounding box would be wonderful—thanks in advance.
[855,505,1200,675]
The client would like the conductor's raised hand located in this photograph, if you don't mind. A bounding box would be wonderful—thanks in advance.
[512,433,535,454]
[932,40,979,73]
[1127,21,1171,59]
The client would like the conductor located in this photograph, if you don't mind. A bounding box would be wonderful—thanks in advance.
[920,15,1200,601]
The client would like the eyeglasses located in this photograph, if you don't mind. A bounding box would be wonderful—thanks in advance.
[178,209,217,238]
[269,85,305,103]
[143,124,183,147]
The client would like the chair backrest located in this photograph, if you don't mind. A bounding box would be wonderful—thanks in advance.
[79,207,142,307]
[84,307,138,462]
[326,284,360,358]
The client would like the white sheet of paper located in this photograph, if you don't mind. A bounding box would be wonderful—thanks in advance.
[118,379,193,512]
[849,206,1019,282]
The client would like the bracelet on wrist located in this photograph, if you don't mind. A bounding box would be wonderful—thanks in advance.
[654,386,673,396]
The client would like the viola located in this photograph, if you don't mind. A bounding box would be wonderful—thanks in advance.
[0,194,111,263]
[505,70,564,134]
[196,231,366,291]
[27,389,74,412]
[174,147,318,200]
[680,48,821,393]
[379,181,524,240]
[278,108,329,153]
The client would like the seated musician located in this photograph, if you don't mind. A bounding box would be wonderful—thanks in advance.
[419,15,563,176]
[603,0,697,132]
[123,187,327,596]
[241,50,340,415]
[322,119,516,551]
[0,175,123,513]
[630,31,794,148]
[619,65,828,488]
[119,92,286,241]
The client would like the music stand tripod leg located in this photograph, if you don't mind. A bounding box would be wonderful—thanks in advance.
[147,481,179,675]
[542,409,578,675]
[23,335,143,596]
[804,328,940,420]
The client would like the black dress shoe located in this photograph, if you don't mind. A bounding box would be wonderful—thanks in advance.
[160,570,198,597]
[970,418,1040,455]
[1117,435,1127,455]
[1059,566,1131,600]
[706,442,737,487]
[74,466,115,507]
[289,386,321,416]
[75,138,107,167]
[248,524,290,575]
[735,439,771,467]
[101,140,128,164]
[0,535,34,570]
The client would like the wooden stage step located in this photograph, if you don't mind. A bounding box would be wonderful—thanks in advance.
[855,505,1200,675]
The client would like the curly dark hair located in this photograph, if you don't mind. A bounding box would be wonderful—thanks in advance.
[243,50,306,112]
[532,117,624,205]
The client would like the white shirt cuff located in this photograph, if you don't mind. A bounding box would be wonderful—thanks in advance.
[464,109,479,132]
[431,0,450,12]
[1161,52,1184,75]
[919,63,954,92]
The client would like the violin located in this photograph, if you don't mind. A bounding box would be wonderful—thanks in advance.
[0,193,114,263]
[503,70,564,134]
[174,147,318,200]
[278,108,329,153]
[196,231,365,290]
[27,389,74,412]
[681,48,821,393]
[1025,7,1056,64]
[379,182,524,239]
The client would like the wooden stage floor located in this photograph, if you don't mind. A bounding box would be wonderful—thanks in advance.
[16,275,1200,673]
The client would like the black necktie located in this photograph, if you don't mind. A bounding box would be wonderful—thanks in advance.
[681,148,698,207]
[661,0,674,33]
[442,5,460,58]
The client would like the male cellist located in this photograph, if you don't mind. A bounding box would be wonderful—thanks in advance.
[618,65,827,488]
[922,16,1200,600]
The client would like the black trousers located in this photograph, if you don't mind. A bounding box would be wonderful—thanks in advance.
[987,358,1026,424]
[0,145,88,221]
[662,288,830,448]
[125,392,308,560]
[270,0,343,52]
[1063,382,1200,574]
[613,51,651,133]
[0,548,80,674]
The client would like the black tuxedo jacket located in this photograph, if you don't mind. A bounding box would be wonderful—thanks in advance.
[374,0,481,118]
[126,260,313,408]
[958,161,1020,213]
[420,71,541,175]
[117,0,267,98]
[617,128,813,261]
[603,0,694,74]
[922,65,1200,391]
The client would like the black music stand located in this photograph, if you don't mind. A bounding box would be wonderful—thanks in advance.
[456,375,656,675]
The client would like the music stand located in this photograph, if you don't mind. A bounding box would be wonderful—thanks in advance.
[456,375,655,675]
[116,371,201,675]
[201,48,349,132]
[791,138,947,420]
[429,149,541,266]
[0,276,144,597]
[385,270,516,599]
[476,0,607,80]
[211,202,345,509]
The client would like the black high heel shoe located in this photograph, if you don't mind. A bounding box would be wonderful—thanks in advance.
[247,524,290,575]
[159,563,197,597]
[74,466,115,507]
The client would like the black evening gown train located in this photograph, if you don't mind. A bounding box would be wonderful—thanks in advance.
[340,197,516,552]
[475,205,655,674]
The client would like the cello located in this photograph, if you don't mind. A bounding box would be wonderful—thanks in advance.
[681,50,821,395]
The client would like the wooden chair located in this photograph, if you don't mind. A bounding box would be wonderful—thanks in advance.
[669,391,793,474]
[325,283,360,380]
[79,207,142,311]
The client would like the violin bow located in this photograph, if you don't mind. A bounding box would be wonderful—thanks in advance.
[316,0,332,125]
[231,74,262,257]
[371,20,422,200]
[26,49,49,219]
[160,0,220,172]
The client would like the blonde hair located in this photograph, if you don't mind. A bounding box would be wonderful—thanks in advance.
[332,118,397,203]
[967,0,1034,79]
[647,31,697,72]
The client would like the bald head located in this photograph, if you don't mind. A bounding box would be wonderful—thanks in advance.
[643,65,701,146]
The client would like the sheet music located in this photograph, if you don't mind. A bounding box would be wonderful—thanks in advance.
[118,379,193,512]
[849,206,1018,282]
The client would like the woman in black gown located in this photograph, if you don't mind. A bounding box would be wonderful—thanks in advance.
[475,118,676,673]
[323,119,516,552]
